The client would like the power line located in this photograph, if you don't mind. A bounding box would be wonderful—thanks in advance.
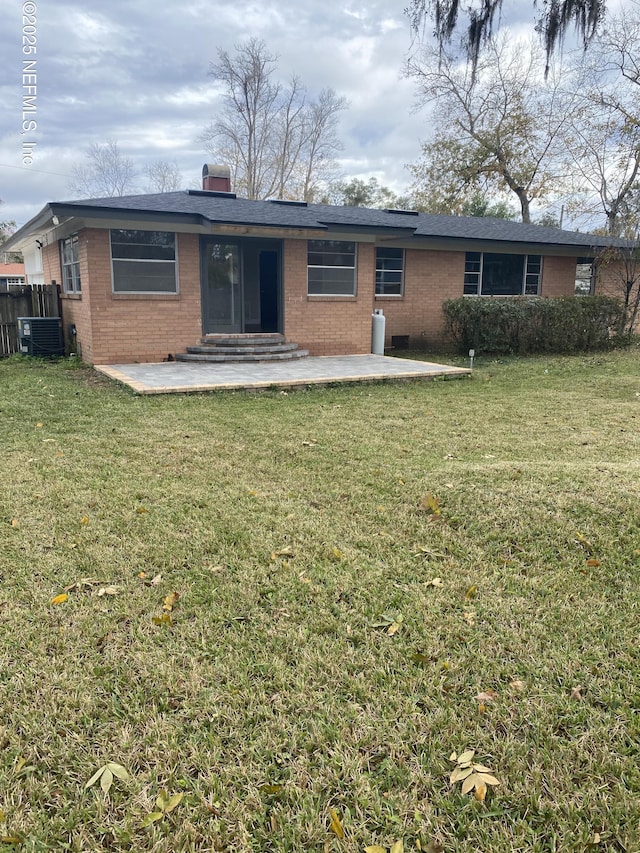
[0,162,71,178]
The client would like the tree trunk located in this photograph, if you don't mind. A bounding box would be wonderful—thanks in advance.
[514,189,531,223]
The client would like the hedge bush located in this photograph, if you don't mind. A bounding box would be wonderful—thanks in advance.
[442,296,625,355]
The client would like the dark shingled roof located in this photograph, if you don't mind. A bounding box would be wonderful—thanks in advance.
[4,189,628,252]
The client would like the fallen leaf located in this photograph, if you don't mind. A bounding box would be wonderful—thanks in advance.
[416,545,447,558]
[461,773,478,795]
[100,768,114,794]
[259,784,284,796]
[387,615,404,636]
[85,762,129,794]
[156,790,183,813]
[509,679,525,692]
[364,846,387,853]
[426,577,444,588]
[331,547,344,560]
[152,613,173,626]
[576,532,592,547]
[450,765,473,783]
[466,584,477,599]
[36,422,43,428]
[97,586,121,597]
[390,842,404,853]
[420,492,441,515]
[50,593,68,605]
[411,652,434,664]
[328,807,345,839]
[80,516,89,525]
[10,519,20,528]
[141,812,164,827]
[570,685,584,701]
[162,592,180,611]
[476,772,500,786]
[586,559,601,567]
[13,756,36,777]
[136,507,149,514]
[65,577,100,592]
[475,691,497,704]
[474,782,487,802]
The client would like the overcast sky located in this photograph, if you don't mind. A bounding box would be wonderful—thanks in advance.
[0,0,623,230]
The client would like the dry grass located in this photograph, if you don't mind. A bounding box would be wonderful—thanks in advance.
[0,350,639,852]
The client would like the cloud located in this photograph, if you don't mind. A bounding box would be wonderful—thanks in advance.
[0,0,585,227]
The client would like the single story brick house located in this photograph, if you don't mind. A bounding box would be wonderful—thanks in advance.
[1,165,624,365]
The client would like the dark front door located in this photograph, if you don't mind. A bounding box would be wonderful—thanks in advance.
[201,238,282,335]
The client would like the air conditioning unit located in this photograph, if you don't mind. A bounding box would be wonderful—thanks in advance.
[17,317,65,357]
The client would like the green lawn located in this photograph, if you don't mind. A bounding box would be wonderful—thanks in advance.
[1,350,639,852]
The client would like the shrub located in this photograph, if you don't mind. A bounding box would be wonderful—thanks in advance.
[442,296,625,355]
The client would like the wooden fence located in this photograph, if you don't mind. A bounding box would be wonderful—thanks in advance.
[0,283,61,357]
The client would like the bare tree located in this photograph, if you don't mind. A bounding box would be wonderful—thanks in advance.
[406,37,575,222]
[405,0,606,74]
[596,237,640,334]
[0,200,22,261]
[563,1,640,234]
[144,160,183,193]
[69,140,137,198]
[200,39,347,201]
[563,99,640,234]
[298,88,347,202]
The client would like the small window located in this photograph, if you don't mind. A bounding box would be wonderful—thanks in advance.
[111,230,177,293]
[575,257,594,295]
[524,255,542,295]
[61,235,81,293]
[307,240,356,296]
[375,247,404,296]
[5,277,24,286]
[464,251,482,295]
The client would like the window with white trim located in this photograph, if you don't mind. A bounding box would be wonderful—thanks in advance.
[60,235,81,293]
[111,230,177,293]
[307,240,356,296]
[575,257,595,295]
[464,252,542,296]
[375,247,404,296]
[5,277,24,286]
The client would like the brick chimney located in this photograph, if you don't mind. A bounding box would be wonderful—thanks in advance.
[202,164,231,193]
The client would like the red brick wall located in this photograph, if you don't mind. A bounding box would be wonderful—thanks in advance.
[55,229,202,364]
[540,256,576,297]
[375,249,466,350]
[282,239,376,355]
[378,250,579,350]
[41,241,62,285]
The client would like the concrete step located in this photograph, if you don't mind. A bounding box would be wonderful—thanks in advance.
[202,333,286,346]
[175,349,310,364]
[188,342,299,355]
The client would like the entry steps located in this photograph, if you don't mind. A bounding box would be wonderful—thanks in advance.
[175,333,309,363]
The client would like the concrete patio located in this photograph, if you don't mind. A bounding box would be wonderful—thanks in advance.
[95,354,471,395]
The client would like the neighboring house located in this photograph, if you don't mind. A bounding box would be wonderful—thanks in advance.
[0,165,626,365]
[0,262,27,289]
